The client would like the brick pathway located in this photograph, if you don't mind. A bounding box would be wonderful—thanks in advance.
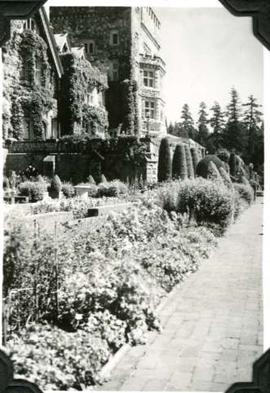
[99,198,264,391]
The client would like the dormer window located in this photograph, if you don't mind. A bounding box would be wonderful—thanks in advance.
[110,31,119,46]
[84,40,95,55]
[23,18,35,31]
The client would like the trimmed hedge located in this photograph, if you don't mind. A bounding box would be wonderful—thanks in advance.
[158,137,172,182]
[185,145,194,179]
[172,144,187,180]
[18,181,47,202]
[196,155,225,179]
[190,148,200,174]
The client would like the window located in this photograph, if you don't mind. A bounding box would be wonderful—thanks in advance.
[143,70,154,88]
[23,18,35,31]
[84,40,95,55]
[144,100,155,119]
[110,31,119,46]
[21,57,31,82]
[34,58,42,85]
[109,60,119,81]
[23,114,33,139]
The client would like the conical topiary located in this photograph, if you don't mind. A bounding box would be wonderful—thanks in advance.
[207,161,222,181]
[172,145,181,180]
[229,153,237,178]
[100,174,107,183]
[178,144,188,180]
[184,145,194,179]
[219,167,233,189]
[158,137,172,182]
[190,148,200,174]
[196,155,225,179]
[87,175,96,185]
[50,174,62,199]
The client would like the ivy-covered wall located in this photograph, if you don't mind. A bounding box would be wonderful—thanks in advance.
[50,7,139,135]
[59,53,108,137]
[2,20,58,141]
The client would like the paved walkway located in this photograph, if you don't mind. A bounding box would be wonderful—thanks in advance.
[99,198,264,391]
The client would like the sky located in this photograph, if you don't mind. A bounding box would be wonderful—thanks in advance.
[155,7,263,124]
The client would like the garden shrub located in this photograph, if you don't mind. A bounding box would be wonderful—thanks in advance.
[97,180,128,198]
[7,323,111,390]
[172,144,187,180]
[100,174,107,183]
[207,161,222,182]
[196,155,225,178]
[229,152,237,177]
[216,148,230,163]
[158,179,234,231]
[3,177,10,189]
[18,181,47,202]
[62,182,75,198]
[87,175,96,185]
[49,175,62,199]
[190,148,200,173]
[185,145,194,179]
[172,145,182,180]
[158,137,172,182]
[233,183,254,205]
[219,167,233,189]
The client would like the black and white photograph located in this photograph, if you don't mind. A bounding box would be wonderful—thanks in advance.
[1,0,268,391]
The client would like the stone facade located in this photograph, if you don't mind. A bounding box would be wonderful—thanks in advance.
[50,6,167,137]
[2,12,62,141]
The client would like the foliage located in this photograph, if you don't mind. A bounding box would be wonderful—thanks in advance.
[207,161,222,181]
[97,180,128,197]
[197,102,209,146]
[190,148,200,173]
[185,145,194,179]
[196,155,225,179]
[158,138,172,182]
[179,104,197,140]
[49,175,62,197]
[219,167,233,189]
[62,182,75,198]
[18,181,47,202]
[216,148,230,163]
[233,183,254,205]
[229,152,237,177]
[173,144,187,180]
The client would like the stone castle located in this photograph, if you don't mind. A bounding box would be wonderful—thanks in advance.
[50,6,166,138]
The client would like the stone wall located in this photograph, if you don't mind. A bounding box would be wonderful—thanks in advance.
[50,7,132,131]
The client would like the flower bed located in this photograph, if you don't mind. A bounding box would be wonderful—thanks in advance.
[4,177,252,390]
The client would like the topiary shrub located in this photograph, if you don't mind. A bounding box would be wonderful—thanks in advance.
[62,182,75,198]
[219,167,233,189]
[172,145,184,180]
[184,145,194,179]
[18,181,47,202]
[158,137,172,182]
[196,155,225,179]
[87,175,96,185]
[216,148,230,163]
[234,183,254,205]
[190,148,200,173]
[3,177,10,190]
[229,153,237,178]
[100,174,107,183]
[207,161,222,182]
[49,175,62,199]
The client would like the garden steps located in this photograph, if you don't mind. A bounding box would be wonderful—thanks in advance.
[98,198,263,391]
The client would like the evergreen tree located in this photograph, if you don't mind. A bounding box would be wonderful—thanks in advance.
[197,102,210,146]
[179,104,197,140]
[158,137,172,182]
[167,121,174,135]
[224,88,246,153]
[209,101,225,149]
[242,95,263,163]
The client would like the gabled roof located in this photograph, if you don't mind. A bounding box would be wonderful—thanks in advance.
[54,33,71,54]
[37,6,63,77]
[71,46,86,60]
